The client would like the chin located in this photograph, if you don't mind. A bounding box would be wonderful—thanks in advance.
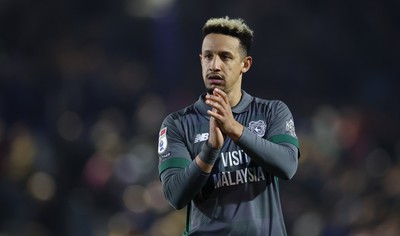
[206,85,224,94]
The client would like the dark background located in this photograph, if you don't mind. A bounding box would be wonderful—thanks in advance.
[1,0,399,235]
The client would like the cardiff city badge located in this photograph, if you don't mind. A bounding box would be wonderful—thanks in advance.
[158,127,168,154]
[248,120,266,137]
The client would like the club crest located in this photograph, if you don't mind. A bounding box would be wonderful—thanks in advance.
[248,120,266,137]
[158,127,168,154]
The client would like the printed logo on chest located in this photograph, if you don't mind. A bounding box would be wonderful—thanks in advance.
[194,133,209,143]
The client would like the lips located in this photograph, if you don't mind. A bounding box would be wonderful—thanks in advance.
[207,74,223,84]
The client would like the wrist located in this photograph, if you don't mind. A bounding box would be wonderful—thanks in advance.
[229,123,244,143]
[198,141,221,165]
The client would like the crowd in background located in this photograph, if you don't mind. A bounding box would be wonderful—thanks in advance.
[0,0,399,235]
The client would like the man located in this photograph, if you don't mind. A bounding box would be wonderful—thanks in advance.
[157,16,300,236]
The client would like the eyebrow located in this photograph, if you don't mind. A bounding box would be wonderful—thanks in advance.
[201,50,234,56]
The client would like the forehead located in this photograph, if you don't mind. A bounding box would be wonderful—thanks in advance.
[201,33,241,53]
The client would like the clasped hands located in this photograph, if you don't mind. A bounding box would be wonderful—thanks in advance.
[205,88,243,148]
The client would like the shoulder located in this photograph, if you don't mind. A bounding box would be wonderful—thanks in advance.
[162,103,198,126]
[252,97,290,111]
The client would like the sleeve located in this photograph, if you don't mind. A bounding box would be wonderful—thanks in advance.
[266,101,299,148]
[237,101,300,180]
[158,115,192,175]
[157,115,211,209]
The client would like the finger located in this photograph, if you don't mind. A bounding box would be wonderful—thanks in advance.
[206,96,228,112]
[205,99,223,111]
[213,88,229,104]
[206,94,222,103]
[207,109,223,120]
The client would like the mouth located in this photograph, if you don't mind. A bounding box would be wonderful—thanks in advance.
[207,74,223,85]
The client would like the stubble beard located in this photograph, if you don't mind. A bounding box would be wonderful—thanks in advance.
[206,87,215,95]
[206,85,224,94]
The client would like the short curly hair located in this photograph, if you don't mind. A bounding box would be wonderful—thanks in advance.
[202,16,254,55]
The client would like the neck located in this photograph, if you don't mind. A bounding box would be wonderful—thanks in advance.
[228,90,242,107]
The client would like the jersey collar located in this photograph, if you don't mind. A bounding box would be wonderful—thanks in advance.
[195,90,253,116]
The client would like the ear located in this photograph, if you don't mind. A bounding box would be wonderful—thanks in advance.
[241,56,252,73]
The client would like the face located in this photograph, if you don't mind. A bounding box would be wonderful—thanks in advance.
[200,33,251,95]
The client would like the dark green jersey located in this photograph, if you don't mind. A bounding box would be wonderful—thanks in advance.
[158,90,299,236]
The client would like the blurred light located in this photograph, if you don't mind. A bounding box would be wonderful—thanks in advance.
[107,212,131,236]
[55,45,90,78]
[21,221,51,236]
[28,172,56,201]
[125,0,177,18]
[347,229,372,236]
[338,169,367,196]
[143,180,170,213]
[395,140,400,162]
[57,111,82,141]
[135,94,166,134]
[337,108,362,149]
[115,61,149,95]
[98,108,127,135]
[383,165,400,197]
[355,194,386,226]
[373,216,400,236]
[97,132,124,158]
[114,154,142,184]
[67,187,94,215]
[292,212,323,236]
[365,148,391,178]
[123,185,148,213]
[83,155,114,189]
[296,134,310,163]
[90,109,126,159]
[114,139,158,184]
[0,119,4,142]
[149,210,186,236]
[8,125,36,180]
[311,105,341,158]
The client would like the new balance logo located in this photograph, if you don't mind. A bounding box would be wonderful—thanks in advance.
[194,133,209,143]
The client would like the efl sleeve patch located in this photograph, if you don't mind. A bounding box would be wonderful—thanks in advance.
[158,127,168,154]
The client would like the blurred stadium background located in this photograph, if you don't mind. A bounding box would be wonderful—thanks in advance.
[0,0,399,235]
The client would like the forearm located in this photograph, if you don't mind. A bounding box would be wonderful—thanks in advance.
[160,141,221,209]
[237,128,298,179]
[160,160,210,209]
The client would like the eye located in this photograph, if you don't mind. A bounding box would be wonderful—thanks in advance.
[203,53,213,60]
[220,53,232,61]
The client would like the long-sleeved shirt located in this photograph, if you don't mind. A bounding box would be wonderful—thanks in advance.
[158,90,299,236]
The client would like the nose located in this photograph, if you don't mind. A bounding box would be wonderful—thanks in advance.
[210,56,221,71]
